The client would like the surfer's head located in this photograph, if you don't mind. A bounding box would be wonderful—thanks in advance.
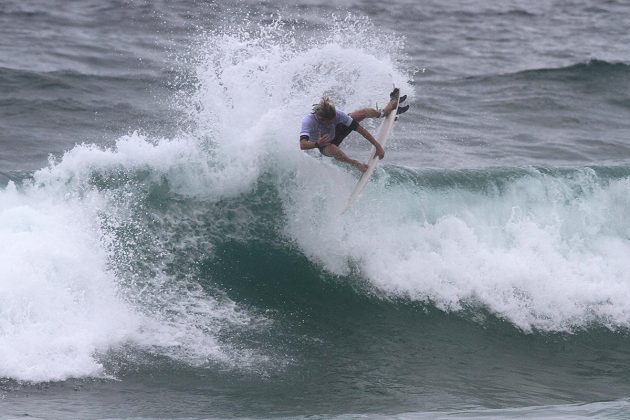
[313,97,336,122]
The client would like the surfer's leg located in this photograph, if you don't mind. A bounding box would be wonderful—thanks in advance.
[348,96,399,121]
[381,97,399,116]
[320,144,368,172]
[348,108,380,123]
[349,89,402,121]
[381,88,401,116]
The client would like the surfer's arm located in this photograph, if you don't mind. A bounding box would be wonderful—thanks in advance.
[355,124,385,159]
[300,137,318,150]
[300,134,331,150]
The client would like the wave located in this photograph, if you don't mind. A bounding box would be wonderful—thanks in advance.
[513,59,630,80]
[0,65,181,172]
[448,8,538,19]
[0,66,159,91]
[309,398,630,419]
[0,66,170,117]
[280,162,630,330]
[0,14,411,383]
[467,59,630,85]
[3,15,630,384]
[19,143,630,338]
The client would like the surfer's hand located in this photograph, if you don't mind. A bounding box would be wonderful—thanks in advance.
[317,134,331,147]
[376,144,385,159]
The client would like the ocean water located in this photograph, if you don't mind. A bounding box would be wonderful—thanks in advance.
[2,0,630,418]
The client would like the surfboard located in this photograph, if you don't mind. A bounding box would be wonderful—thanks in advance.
[342,92,400,213]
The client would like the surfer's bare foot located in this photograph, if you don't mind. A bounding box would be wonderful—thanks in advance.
[382,98,398,116]
[353,161,368,172]
[382,88,400,116]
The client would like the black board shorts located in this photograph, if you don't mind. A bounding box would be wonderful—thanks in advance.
[333,122,353,145]
[317,121,356,152]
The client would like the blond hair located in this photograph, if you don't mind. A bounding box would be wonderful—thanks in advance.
[312,97,336,119]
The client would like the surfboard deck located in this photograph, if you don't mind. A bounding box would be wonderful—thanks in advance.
[342,90,401,213]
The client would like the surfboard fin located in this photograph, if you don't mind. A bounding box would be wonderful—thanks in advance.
[396,104,409,115]
[399,94,407,103]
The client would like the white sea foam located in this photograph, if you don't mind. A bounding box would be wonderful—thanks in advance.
[0,167,268,381]
[0,182,140,381]
[283,167,630,332]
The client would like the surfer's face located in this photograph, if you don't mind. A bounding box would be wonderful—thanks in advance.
[316,115,334,126]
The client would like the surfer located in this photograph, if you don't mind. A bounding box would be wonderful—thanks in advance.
[299,89,408,172]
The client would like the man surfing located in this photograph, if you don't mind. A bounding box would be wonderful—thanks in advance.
[299,89,408,172]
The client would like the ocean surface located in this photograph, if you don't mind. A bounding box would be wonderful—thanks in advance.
[2,0,630,418]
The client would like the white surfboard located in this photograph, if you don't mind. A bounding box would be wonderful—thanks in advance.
[342,94,399,213]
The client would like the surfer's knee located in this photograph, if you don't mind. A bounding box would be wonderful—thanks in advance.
[326,144,353,162]
[320,144,342,158]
